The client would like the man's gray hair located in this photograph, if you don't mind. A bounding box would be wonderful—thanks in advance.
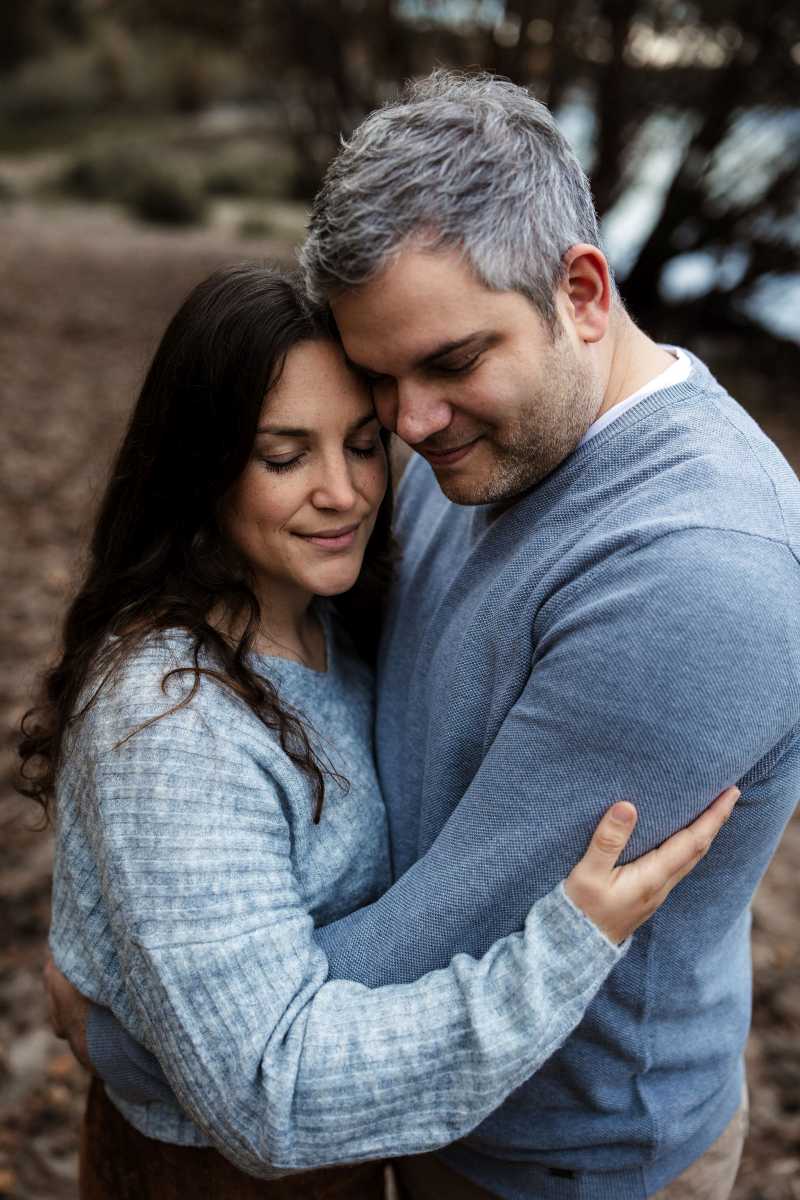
[301,70,608,325]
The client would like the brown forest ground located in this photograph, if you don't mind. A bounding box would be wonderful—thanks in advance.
[0,200,798,1199]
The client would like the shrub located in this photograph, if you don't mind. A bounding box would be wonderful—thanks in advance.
[203,141,294,201]
[61,144,207,226]
[61,145,142,201]
[0,47,105,121]
[237,215,274,239]
[124,162,207,226]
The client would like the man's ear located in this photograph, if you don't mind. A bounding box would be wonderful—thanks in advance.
[560,244,613,344]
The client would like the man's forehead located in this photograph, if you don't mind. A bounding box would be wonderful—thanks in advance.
[329,250,501,367]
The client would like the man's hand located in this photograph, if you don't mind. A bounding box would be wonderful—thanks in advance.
[44,952,92,1071]
[565,786,740,944]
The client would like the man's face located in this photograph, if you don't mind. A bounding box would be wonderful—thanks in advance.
[330,245,603,505]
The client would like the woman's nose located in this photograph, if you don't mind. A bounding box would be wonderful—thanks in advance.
[310,455,358,510]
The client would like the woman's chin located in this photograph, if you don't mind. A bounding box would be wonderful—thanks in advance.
[309,562,364,598]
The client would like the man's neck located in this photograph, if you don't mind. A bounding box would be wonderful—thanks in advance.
[595,313,676,422]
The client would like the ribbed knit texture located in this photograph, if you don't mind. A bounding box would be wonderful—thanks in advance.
[311,351,800,1197]
[50,607,624,1175]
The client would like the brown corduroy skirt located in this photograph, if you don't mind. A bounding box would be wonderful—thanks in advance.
[79,1077,387,1200]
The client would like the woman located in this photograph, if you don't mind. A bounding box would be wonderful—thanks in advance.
[21,265,737,1199]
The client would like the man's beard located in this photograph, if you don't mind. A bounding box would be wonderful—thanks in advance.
[440,342,601,507]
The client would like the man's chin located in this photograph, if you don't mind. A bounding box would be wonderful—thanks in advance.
[419,442,500,506]
[428,441,577,506]
[434,477,490,506]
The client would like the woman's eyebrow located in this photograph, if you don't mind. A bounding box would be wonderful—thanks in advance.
[257,424,308,437]
[349,413,381,432]
[256,413,378,437]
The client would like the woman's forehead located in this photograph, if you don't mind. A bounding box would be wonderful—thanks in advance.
[260,340,374,432]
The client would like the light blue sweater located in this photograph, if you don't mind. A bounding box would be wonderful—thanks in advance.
[49,608,624,1175]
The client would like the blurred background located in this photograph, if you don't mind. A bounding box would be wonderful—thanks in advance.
[1,2,799,1197]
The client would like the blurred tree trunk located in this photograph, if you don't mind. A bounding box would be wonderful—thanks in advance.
[0,3,51,71]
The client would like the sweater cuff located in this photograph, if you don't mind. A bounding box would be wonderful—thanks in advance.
[87,1004,175,1105]
[555,880,633,957]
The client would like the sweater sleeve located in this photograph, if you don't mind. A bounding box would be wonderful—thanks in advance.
[315,528,800,986]
[71,690,624,1176]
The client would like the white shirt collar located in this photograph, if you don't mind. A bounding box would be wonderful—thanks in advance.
[578,347,691,448]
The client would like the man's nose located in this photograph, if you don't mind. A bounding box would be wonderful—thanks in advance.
[393,379,453,447]
[311,455,358,510]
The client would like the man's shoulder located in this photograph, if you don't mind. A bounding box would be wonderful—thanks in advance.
[674,352,798,495]
[580,356,800,562]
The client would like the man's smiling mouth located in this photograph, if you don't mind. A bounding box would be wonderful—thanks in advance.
[421,436,483,467]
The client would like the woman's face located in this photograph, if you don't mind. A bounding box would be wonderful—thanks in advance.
[224,339,387,608]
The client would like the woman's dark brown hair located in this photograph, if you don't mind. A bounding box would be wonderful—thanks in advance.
[18,264,394,824]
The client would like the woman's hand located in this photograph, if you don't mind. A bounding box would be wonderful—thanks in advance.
[43,951,92,1071]
[564,787,740,944]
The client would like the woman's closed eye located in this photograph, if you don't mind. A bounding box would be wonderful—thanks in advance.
[347,438,382,459]
[261,439,381,473]
[261,454,306,474]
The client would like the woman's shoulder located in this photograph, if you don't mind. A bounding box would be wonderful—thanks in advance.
[91,628,200,702]
[75,629,248,755]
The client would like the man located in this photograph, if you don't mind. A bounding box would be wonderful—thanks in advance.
[298,70,800,1199]
[51,72,800,1198]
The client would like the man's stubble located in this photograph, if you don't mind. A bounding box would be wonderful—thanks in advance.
[440,336,602,507]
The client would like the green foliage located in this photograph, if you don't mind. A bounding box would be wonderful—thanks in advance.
[203,142,294,199]
[61,144,206,226]
[125,162,207,225]
[234,199,308,242]
[0,46,109,121]
[237,215,275,239]
[3,0,799,347]
[61,145,142,202]
[0,24,251,126]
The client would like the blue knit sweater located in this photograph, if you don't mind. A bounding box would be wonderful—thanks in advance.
[315,351,800,1196]
[78,351,800,1196]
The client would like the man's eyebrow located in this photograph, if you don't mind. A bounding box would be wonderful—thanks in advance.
[344,332,494,376]
[256,413,378,437]
[416,331,495,368]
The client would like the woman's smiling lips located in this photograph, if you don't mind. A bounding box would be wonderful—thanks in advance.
[294,522,361,551]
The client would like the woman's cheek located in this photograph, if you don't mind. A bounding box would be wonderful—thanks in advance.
[363,451,389,507]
